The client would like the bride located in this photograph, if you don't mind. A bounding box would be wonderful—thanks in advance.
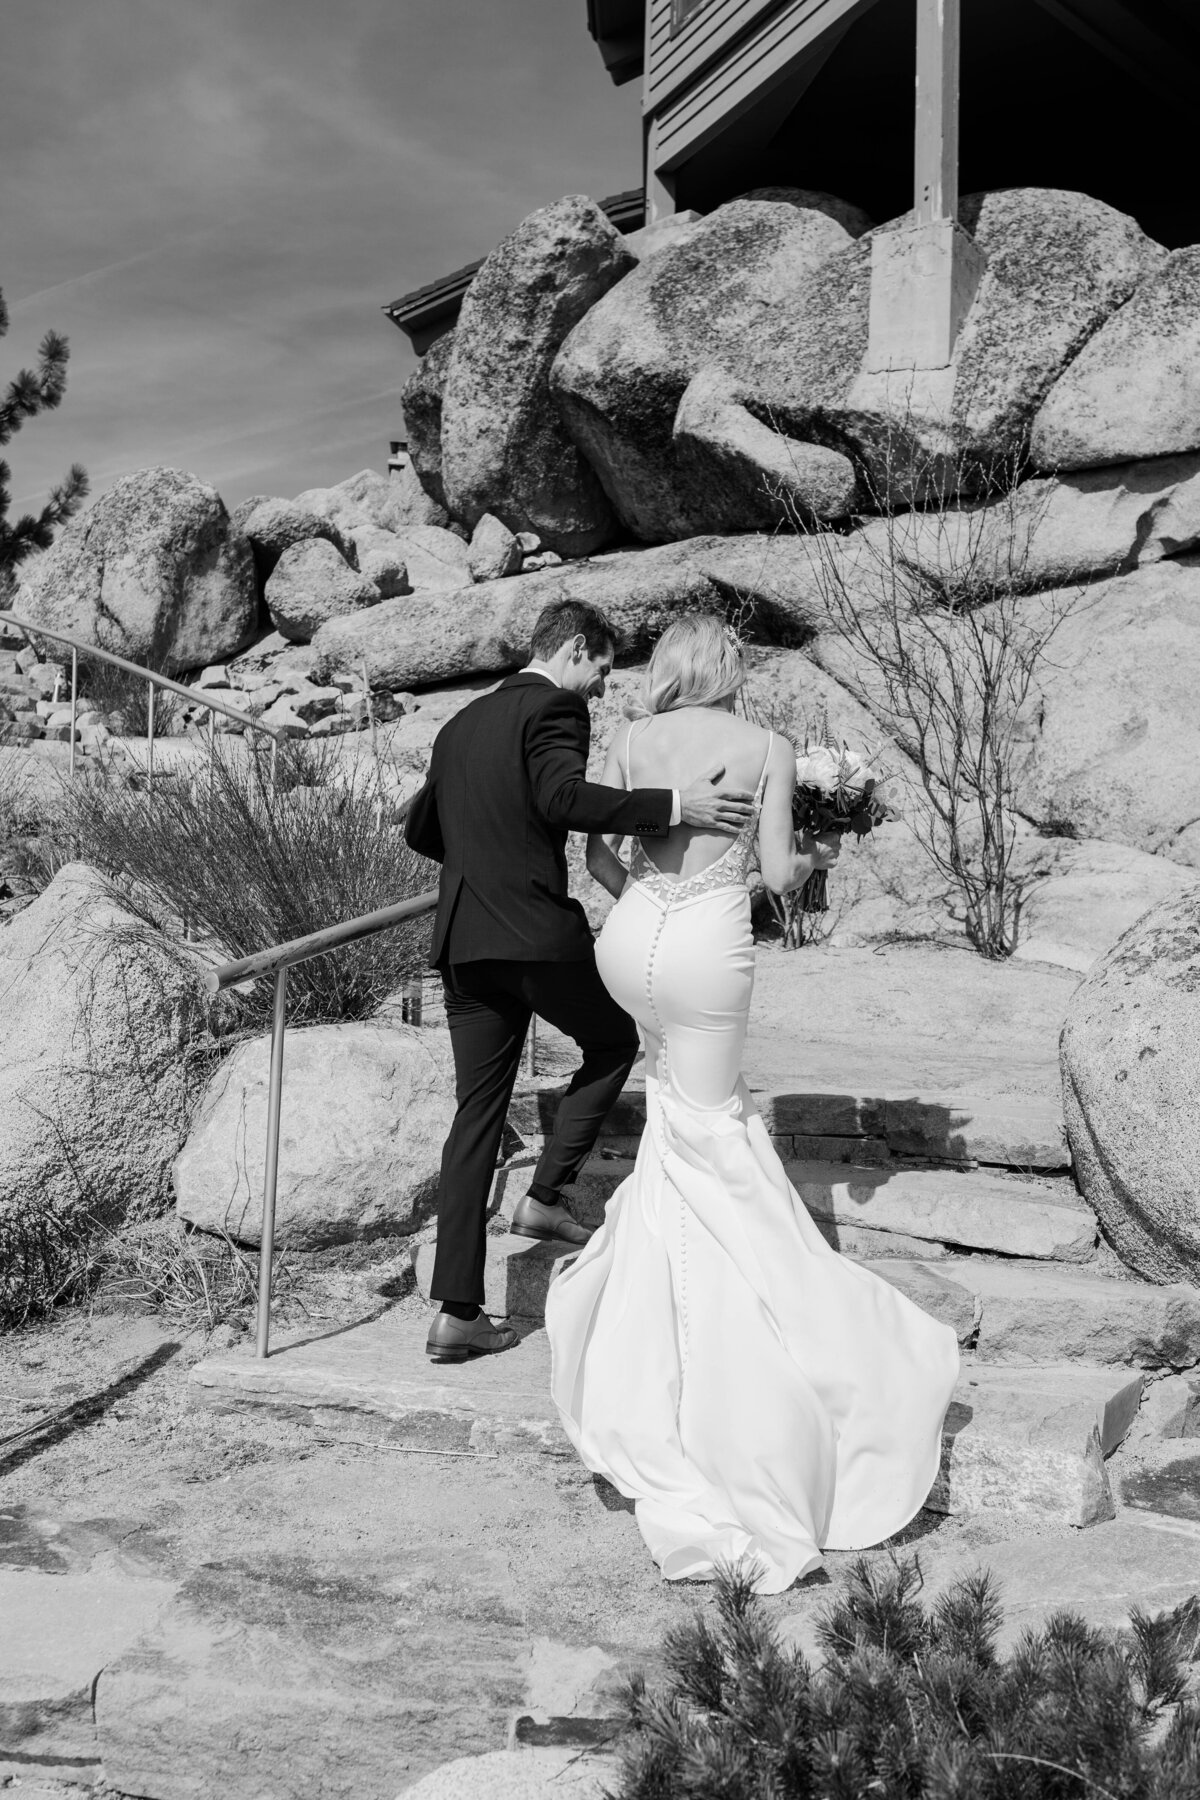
[544,614,960,1594]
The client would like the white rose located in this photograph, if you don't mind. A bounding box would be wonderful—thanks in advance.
[795,746,840,794]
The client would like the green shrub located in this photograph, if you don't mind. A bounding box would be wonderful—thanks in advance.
[60,738,437,1028]
[614,1554,1200,1799]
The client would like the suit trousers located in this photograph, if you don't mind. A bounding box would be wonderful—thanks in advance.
[430,956,639,1306]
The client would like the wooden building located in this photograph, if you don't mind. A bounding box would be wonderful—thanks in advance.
[589,0,1200,249]
[388,1,1199,370]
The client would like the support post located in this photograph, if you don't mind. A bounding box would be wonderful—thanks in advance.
[69,648,78,780]
[524,1016,537,1079]
[146,681,155,795]
[256,966,289,1360]
[865,0,984,374]
[915,0,959,226]
[644,115,677,225]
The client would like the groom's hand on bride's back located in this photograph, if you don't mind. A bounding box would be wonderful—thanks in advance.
[679,766,754,834]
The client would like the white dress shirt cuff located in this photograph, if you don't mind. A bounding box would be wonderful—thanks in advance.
[669,791,681,827]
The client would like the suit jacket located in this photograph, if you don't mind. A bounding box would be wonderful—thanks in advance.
[404,672,673,966]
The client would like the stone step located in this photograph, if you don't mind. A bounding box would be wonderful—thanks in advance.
[928,1365,1145,1528]
[480,1183,1198,1373]
[413,1234,580,1326]
[189,1322,1142,1530]
[787,1162,1096,1262]
[190,1311,570,1455]
[418,1229,981,1343]
[491,1157,631,1234]
[493,1155,1092,1265]
[940,1258,1200,1371]
[507,1084,1069,1172]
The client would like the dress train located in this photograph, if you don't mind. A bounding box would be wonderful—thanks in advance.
[545,873,960,1595]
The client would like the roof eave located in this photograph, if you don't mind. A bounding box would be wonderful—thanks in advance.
[587,0,646,85]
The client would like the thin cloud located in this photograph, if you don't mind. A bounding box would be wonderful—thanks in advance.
[2,0,641,512]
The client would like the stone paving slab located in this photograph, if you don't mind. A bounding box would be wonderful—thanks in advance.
[925,1511,1200,1644]
[398,1747,615,1799]
[776,1512,1200,1663]
[0,1567,176,1782]
[96,1553,529,1800]
[418,1233,980,1343]
[189,1312,569,1454]
[192,1318,1146,1531]
[942,1257,1200,1370]
[787,1163,1096,1261]
[509,1084,1069,1171]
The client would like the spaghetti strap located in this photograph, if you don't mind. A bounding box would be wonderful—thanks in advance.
[623,717,652,790]
[754,731,774,804]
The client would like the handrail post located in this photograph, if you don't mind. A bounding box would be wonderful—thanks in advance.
[147,679,155,794]
[256,966,289,1359]
[69,648,78,780]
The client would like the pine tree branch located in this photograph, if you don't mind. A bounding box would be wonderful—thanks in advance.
[0,331,71,445]
[0,464,88,570]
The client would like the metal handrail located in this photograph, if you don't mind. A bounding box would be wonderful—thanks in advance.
[2,611,282,786]
[208,889,439,1358]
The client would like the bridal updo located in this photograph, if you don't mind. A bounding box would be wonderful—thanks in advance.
[640,614,745,715]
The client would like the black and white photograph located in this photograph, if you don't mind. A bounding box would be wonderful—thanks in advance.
[3,2,1200,1796]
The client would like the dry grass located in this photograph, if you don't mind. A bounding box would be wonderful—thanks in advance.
[59,737,438,1027]
[89,1216,280,1334]
[77,650,182,736]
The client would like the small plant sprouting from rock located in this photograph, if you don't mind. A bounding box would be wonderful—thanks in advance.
[0,287,88,582]
[614,1553,1200,1799]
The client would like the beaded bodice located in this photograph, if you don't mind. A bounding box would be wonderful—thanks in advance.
[623,725,772,908]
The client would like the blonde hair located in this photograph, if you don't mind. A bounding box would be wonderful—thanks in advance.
[640,614,745,715]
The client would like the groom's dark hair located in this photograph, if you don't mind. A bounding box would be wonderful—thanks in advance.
[527,600,617,662]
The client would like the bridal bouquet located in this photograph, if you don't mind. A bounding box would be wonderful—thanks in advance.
[791,730,891,921]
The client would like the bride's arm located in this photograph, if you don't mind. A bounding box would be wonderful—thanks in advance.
[757,736,841,893]
[585,732,632,901]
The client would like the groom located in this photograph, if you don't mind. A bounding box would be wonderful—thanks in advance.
[404,598,754,1363]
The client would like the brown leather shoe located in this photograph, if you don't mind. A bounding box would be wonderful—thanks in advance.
[509,1192,594,1247]
[426,1310,519,1364]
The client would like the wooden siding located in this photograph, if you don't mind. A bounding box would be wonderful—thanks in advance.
[645,0,783,114]
[654,0,875,169]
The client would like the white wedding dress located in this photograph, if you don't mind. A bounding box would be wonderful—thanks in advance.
[545,734,960,1593]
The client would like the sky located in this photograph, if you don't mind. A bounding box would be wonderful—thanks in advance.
[2,0,642,517]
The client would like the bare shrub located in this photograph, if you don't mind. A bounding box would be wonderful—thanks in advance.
[59,739,438,1026]
[78,653,180,737]
[780,443,1087,958]
[90,1216,280,1333]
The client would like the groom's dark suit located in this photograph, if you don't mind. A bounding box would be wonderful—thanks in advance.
[404,671,674,1307]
